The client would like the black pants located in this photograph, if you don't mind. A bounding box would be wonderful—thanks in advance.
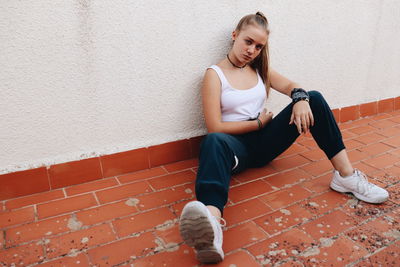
[195,91,345,213]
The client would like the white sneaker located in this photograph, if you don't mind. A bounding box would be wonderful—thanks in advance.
[179,201,225,263]
[330,169,389,204]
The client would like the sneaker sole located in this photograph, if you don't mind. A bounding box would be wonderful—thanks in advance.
[179,212,223,263]
[330,182,388,204]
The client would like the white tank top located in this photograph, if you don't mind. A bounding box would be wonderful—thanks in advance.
[208,65,266,122]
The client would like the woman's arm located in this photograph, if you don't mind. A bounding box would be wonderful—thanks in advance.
[269,68,314,134]
[202,69,272,134]
[269,68,301,96]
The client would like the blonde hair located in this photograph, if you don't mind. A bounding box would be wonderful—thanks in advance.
[235,11,271,96]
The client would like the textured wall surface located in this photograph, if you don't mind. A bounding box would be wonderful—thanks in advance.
[1,0,399,173]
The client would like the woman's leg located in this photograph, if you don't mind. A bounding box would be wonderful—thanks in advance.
[180,132,249,264]
[255,90,387,203]
[196,132,249,215]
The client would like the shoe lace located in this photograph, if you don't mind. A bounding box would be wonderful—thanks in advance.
[215,216,227,227]
[355,169,375,194]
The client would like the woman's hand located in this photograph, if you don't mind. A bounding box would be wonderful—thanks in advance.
[289,100,314,134]
[259,108,273,128]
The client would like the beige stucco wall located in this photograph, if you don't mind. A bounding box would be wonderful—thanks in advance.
[1,0,399,174]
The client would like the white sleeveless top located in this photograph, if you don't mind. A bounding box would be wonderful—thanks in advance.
[208,65,266,122]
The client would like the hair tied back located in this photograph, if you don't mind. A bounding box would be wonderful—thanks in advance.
[255,11,268,23]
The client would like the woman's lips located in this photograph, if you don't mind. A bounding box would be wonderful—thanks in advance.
[243,55,252,61]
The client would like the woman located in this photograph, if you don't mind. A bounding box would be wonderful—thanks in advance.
[179,12,388,264]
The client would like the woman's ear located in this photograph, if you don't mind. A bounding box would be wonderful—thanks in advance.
[231,30,237,41]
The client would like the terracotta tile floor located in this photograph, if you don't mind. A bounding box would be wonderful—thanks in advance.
[1,111,400,267]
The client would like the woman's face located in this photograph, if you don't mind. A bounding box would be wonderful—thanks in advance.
[232,24,268,64]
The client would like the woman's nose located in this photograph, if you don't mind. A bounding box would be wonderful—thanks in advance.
[247,45,255,54]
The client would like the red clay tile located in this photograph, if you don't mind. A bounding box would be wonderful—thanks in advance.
[87,232,157,266]
[344,139,366,151]
[95,181,152,204]
[300,173,332,193]
[112,207,176,237]
[258,185,312,210]
[0,167,50,201]
[277,143,309,159]
[383,136,400,148]
[0,207,35,228]
[301,190,350,216]
[76,199,139,226]
[229,180,274,203]
[346,216,399,253]
[370,119,398,130]
[223,221,268,252]
[347,149,371,163]
[189,135,204,158]
[300,149,326,162]
[100,148,149,178]
[0,242,44,266]
[301,210,357,239]
[378,98,394,113]
[374,166,400,185]
[5,189,64,210]
[0,229,4,248]
[332,108,340,122]
[367,243,400,266]
[117,167,167,184]
[65,178,118,196]
[46,224,116,259]
[377,125,400,138]
[371,113,393,120]
[147,170,196,190]
[163,158,198,173]
[254,204,313,235]
[154,223,182,245]
[49,158,103,189]
[395,97,400,110]
[149,139,191,168]
[205,250,262,267]
[341,129,358,140]
[300,159,333,177]
[135,185,194,211]
[37,194,97,219]
[233,165,277,183]
[269,155,310,171]
[356,132,387,145]
[247,228,315,266]
[36,253,89,266]
[348,125,377,135]
[6,215,70,247]
[263,169,311,189]
[341,197,396,221]
[170,199,192,216]
[387,183,400,204]
[358,142,393,156]
[360,101,378,117]
[363,153,400,169]
[340,105,360,123]
[353,162,380,175]
[299,236,368,266]
[296,137,318,150]
[224,198,272,225]
[131,244,198,267]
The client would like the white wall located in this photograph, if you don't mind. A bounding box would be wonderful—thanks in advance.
[1,0,399,174]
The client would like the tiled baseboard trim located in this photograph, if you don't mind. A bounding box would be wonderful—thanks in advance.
[1,96,399,201]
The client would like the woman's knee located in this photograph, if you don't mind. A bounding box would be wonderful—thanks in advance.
[308,90,328,108]
[201,132,229,148]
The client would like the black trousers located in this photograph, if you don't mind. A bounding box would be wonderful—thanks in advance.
[195,91,345,213]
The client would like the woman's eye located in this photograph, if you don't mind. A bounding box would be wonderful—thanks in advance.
[245,40,252,44]
[256,45,263,50]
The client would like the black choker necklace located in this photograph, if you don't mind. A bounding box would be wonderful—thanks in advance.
[227,54,246,70]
